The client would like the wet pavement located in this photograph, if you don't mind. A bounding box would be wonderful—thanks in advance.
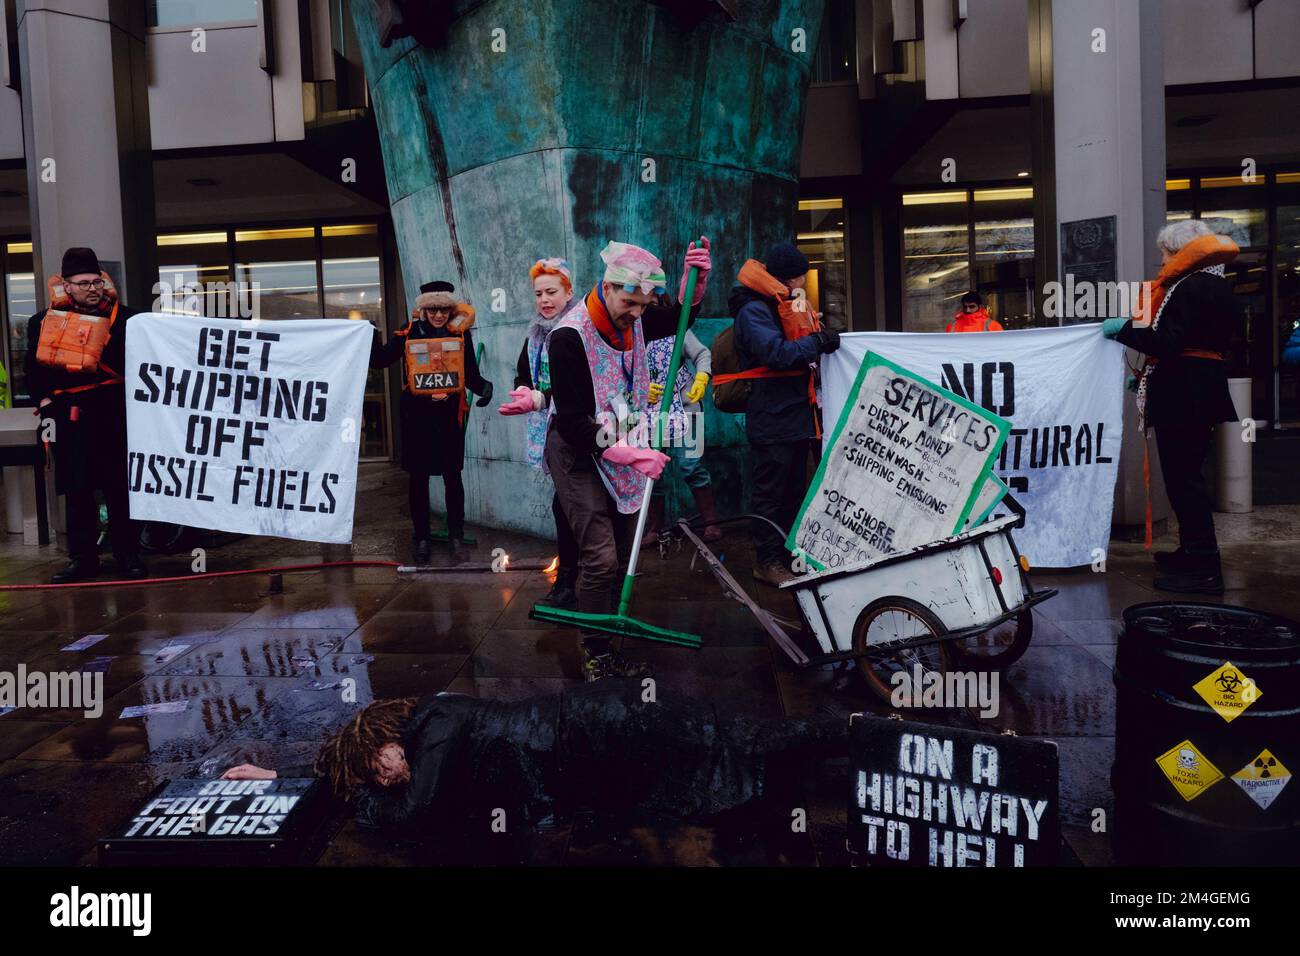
[1,461,1297,866]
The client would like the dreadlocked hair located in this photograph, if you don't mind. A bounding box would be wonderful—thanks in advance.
[314,697,419,798]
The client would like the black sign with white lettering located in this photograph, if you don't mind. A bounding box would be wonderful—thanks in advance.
[99,778,324,865]
[848,714,1059,867]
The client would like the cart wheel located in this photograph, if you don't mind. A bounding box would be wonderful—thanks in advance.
[851,598,950,706]
[946,610,1034,670]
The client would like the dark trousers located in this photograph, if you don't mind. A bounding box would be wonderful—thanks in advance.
[552,492,580,587]
[65,484,139,565]
[1155,423,1219,561]
[545,428,633,655]
[750,440,812,567]
[408,470,466,540]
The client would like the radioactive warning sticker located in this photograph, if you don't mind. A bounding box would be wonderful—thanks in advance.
[1232,749,1291,811]
[1192,661,1262,723]
[1156,740,1224,802]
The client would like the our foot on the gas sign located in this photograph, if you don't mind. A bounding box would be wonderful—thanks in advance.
[448,537,471,564]
[413,536,433,565]
[52,557,101,584]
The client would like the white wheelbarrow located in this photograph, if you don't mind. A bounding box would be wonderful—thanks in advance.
[672,511,1056,704]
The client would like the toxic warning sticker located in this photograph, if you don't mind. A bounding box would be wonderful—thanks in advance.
[1156,740,1224,802]
[1192,661,1262,723]
[1232,749,1291,811]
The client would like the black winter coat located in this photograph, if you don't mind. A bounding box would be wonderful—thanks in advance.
[728,284,821,444]
[1115,270,1241,428]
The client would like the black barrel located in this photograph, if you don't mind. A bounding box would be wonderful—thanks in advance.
[1113,602,1300,865]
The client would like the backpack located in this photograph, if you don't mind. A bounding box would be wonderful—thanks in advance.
[710,324,750,413]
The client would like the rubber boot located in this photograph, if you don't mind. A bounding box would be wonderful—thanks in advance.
[692,485,723,542]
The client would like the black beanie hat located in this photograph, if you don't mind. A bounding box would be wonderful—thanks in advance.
[419,280,455,294]
[960,290,983,306]
[61,247,101,278]
[763,242,809,282]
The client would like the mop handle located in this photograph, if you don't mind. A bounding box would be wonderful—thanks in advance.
[619,242,701,615]
[652,241,702,452]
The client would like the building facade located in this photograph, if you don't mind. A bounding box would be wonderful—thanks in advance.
[1,0,1297,539]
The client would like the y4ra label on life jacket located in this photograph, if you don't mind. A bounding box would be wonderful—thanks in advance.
[414,371,460,390]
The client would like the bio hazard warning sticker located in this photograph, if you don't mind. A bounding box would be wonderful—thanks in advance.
[1156,740,1224,802]
[1232,749,1291,811]
[1192,661,1262,723]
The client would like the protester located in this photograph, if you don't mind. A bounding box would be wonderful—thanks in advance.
[545,239,705,681]
[944,291,1004,333]
[1102,219,1241,594]
[25,247,145,582]
[729,242,839,586]
[221,681,846,848]
[643,241,720,546]
[499,258,582,609]
[371,280,493,564]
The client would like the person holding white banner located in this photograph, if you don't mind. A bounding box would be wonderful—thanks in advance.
[371,281,494,565]
[1103,220,1241,594]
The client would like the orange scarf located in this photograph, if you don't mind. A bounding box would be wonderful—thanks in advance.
[737,260,820,340]
[585,285,632,351]
[1132,233,1239,326]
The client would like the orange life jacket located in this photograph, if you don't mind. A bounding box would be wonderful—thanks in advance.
[395,303,476,424]
[36,273,122,380]
[712,260,824,435]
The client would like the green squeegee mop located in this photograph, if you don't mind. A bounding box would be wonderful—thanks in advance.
[531,242,704,648]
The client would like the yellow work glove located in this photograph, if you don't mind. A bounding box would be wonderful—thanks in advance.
[685,371,710,405]
[648,382,664,404]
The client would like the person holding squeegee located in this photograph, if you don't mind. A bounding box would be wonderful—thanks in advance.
[544,239,709,681]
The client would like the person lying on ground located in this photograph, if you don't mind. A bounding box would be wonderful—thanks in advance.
[222,680,845,834]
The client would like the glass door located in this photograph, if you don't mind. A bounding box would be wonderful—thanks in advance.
[1222,250,1271,423]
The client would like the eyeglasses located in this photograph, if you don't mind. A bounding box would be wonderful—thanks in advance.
[68,279,106,291]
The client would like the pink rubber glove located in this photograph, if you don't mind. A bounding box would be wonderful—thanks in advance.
[678,236,711,306]
[602,442,669,480]
[497,385,542,416]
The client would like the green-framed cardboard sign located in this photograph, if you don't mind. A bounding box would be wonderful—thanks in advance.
[787,351,1011,572]
[963,473,1010,530]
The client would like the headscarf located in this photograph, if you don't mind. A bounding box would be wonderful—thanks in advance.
[599,241,666,296]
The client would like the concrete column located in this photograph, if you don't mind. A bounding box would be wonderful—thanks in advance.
[17,0,156,310]
[1028,0,1169,536]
